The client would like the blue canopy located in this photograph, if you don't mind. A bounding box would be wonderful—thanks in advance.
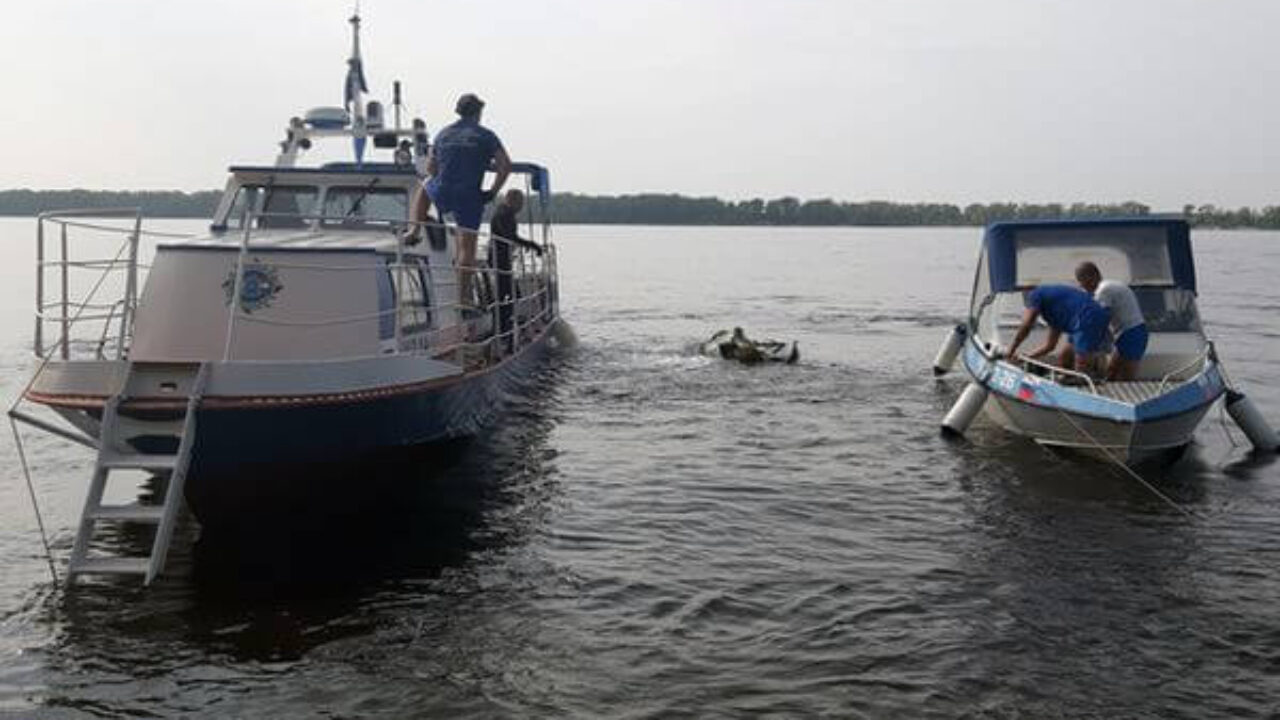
[984,218,1196,294]
[510,162,551,206]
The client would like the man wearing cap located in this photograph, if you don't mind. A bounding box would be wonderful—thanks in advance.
[420,93,511,305]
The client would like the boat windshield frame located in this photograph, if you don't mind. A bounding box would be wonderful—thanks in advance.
[979,218,1197,298]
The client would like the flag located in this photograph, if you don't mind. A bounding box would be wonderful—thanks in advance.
[344,12,367,111]
[344,57,367,111]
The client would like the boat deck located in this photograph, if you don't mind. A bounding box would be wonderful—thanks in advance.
[1094,380,1169,404]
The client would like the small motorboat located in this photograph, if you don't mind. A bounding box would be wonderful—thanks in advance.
[935,217,1276,465]
[700,328,799,365]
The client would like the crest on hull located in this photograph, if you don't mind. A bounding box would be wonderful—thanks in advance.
[223,260,284,314]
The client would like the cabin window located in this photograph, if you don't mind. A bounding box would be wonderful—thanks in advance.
[321,187,408,227]
[388,257,433,335]
[1012,227,1175,288]
[222,184,317,230]
[1134,288,1201,333]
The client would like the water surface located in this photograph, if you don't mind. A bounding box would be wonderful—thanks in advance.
[1,218,1278,717]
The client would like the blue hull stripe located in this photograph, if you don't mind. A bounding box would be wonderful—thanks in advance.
[961,338,1222,424]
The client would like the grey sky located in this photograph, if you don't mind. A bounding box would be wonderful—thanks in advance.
[5,0,1280,209]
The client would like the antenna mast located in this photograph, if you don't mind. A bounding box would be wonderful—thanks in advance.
[344,7,369,163]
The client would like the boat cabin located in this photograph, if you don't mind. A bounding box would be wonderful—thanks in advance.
[127,157,554,365]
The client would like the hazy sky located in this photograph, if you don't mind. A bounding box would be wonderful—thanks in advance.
[5,0,1280,209]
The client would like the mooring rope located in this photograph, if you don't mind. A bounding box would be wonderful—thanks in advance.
[1040,394,1200,520]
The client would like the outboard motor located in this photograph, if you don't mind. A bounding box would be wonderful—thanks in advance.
[933,324,967,376]
[941,382,989,436]
[1225,389,1280,453]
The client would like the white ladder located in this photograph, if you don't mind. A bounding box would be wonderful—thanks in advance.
[68,362,209,585]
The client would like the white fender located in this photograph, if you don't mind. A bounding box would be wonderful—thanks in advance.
[1226,390,1279,452]
[933,324,967,376]
[942,382,989,436]
[550,318,578,349]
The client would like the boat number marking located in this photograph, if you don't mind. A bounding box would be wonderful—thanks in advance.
[992,366,1020,393]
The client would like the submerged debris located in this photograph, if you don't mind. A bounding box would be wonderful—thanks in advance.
[701,327,799,365]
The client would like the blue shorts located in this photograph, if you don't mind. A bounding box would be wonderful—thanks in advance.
[1115,324,1149,361]
[1070,306,1111,354]
[425,180,484,231]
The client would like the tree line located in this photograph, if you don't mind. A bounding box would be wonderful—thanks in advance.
[0,189,223,219]
[2,189,1280,228]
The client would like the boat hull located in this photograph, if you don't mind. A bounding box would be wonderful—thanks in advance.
[983,390,1213,465]
[182,329,554,521]
[961,339,1223,466]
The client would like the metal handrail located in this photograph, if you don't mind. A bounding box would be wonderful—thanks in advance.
[39,208,198,239]
[222,211,558,365]
[95,299,127,359]
[1011,355,1099,395]
[230,283,552,329]
[34,206,557,367]
[35,211,144,360]
[1156,346,1211,394]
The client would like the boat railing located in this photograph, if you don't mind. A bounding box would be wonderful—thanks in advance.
[1156,346,1211,394]
[1010,345,1210,399]
[223,212,558,367]
[32,207,557,370]
[33,209,196,361]
[1010,355,1099,395]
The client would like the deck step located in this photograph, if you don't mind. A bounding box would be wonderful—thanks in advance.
[89,504,165,523]
[100,453,178,471]
[70,557,150,576]
[114,414,186,438]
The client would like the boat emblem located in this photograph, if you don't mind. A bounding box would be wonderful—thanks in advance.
[222,260,284,313]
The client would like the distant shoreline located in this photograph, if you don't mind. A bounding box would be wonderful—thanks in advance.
[1,189,1276,229]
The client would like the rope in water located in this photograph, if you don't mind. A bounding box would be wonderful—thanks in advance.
[1040,393,1200,520]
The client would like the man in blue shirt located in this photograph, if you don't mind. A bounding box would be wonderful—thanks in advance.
[412,93,511,306]
[1006,284,1111,375]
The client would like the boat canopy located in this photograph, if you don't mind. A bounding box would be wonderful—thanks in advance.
[511,162,551,206]
[983,218,1196,295]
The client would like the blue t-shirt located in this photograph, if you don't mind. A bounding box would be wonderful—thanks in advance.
[430,118,504,193]
[1026,284,1098,332]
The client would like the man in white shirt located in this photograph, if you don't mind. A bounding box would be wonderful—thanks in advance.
[1075,261,1149,381]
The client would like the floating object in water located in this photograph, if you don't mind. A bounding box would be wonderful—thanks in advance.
[701,327,798,365]
[941,382,989,435]
[933,324,967,376]
[1225,389,1279,453]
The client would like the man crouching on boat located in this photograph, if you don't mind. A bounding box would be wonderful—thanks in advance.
[1075,261,1148,381]
[1005,284,1111,377]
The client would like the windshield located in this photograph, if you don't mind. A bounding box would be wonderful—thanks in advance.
[221,184,317,230]
[321,186,408,228]
[1013,226,1175,288]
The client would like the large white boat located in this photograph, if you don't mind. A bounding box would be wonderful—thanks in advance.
[936,218,1229,465]
[9,14,567,583]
